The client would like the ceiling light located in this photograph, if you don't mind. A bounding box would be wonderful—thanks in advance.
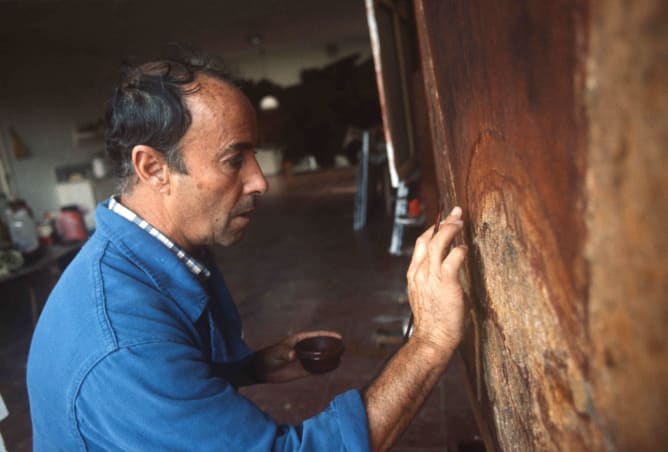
[260,95,279,111]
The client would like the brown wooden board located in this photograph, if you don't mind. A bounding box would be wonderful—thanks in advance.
[413,0,668,450]
[585,0,668,449]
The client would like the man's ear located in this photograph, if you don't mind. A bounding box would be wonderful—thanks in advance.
[131,145,171,194]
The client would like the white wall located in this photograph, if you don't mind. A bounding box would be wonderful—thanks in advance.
[0,53,118,219]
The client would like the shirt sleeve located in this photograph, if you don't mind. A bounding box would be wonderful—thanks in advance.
[76,341,370,451]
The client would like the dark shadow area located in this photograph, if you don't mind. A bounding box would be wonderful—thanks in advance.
[241,54,381,168]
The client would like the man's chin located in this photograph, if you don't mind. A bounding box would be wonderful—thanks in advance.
[218,228,247,247]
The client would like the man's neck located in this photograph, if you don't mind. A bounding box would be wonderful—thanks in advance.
[119,187,193,253]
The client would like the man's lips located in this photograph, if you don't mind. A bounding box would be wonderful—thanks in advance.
[236,209,255,218]
[235,199,258,219]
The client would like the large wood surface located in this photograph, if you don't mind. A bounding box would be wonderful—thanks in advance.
[412,0,668,450]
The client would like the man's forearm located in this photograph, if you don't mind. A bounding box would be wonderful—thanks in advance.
[362,337,455,452]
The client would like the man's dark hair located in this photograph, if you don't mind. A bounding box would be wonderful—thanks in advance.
[105,56,235,192]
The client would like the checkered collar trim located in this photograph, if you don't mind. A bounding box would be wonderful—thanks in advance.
[108,196,211,279]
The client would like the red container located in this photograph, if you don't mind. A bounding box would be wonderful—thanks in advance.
[58,206,87,242]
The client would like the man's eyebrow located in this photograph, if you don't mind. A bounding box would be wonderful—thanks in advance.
[216,141,256,158]
[223,142,255,153]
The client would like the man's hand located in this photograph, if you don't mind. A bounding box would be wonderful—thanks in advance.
[407,206,468,356]
[253,331,342,383]
[363,206,468,451]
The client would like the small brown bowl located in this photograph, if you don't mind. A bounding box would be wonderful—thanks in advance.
[295,336,345,374]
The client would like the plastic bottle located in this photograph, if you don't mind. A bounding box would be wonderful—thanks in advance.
[7,207,39,254]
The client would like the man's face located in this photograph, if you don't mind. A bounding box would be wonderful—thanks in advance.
[164,76,268,249]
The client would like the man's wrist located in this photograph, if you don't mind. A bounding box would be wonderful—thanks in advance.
[406,334,458,368]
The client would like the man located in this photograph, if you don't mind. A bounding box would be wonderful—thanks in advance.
[27,58,468,451]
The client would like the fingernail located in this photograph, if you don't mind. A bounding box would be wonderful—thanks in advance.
[450,206,462,217]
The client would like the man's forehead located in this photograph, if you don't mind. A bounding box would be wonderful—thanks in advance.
[183,75,257,142]
[191,75,248,109]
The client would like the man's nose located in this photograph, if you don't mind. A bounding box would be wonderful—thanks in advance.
[245,155,269,196]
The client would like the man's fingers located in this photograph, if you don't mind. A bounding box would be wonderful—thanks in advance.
[442,245,468,276]
[274,344,295,363]
[429,220,464,269]
[411,225,433,264]
[413,206,461,264]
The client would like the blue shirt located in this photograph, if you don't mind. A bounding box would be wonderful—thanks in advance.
[27,200,370,451]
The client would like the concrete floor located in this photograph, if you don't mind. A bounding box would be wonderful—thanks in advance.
[0,168,480,451]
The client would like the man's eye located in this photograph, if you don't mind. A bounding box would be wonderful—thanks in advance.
[224,154,245,170]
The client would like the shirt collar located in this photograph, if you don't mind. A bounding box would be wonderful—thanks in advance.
[107,195,211,279]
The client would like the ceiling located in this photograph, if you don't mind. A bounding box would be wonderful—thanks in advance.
[0,0,371,59]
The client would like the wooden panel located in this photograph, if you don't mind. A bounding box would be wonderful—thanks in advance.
[413,0,668,450]
[414,1,592,448]
[586,0,668,449]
